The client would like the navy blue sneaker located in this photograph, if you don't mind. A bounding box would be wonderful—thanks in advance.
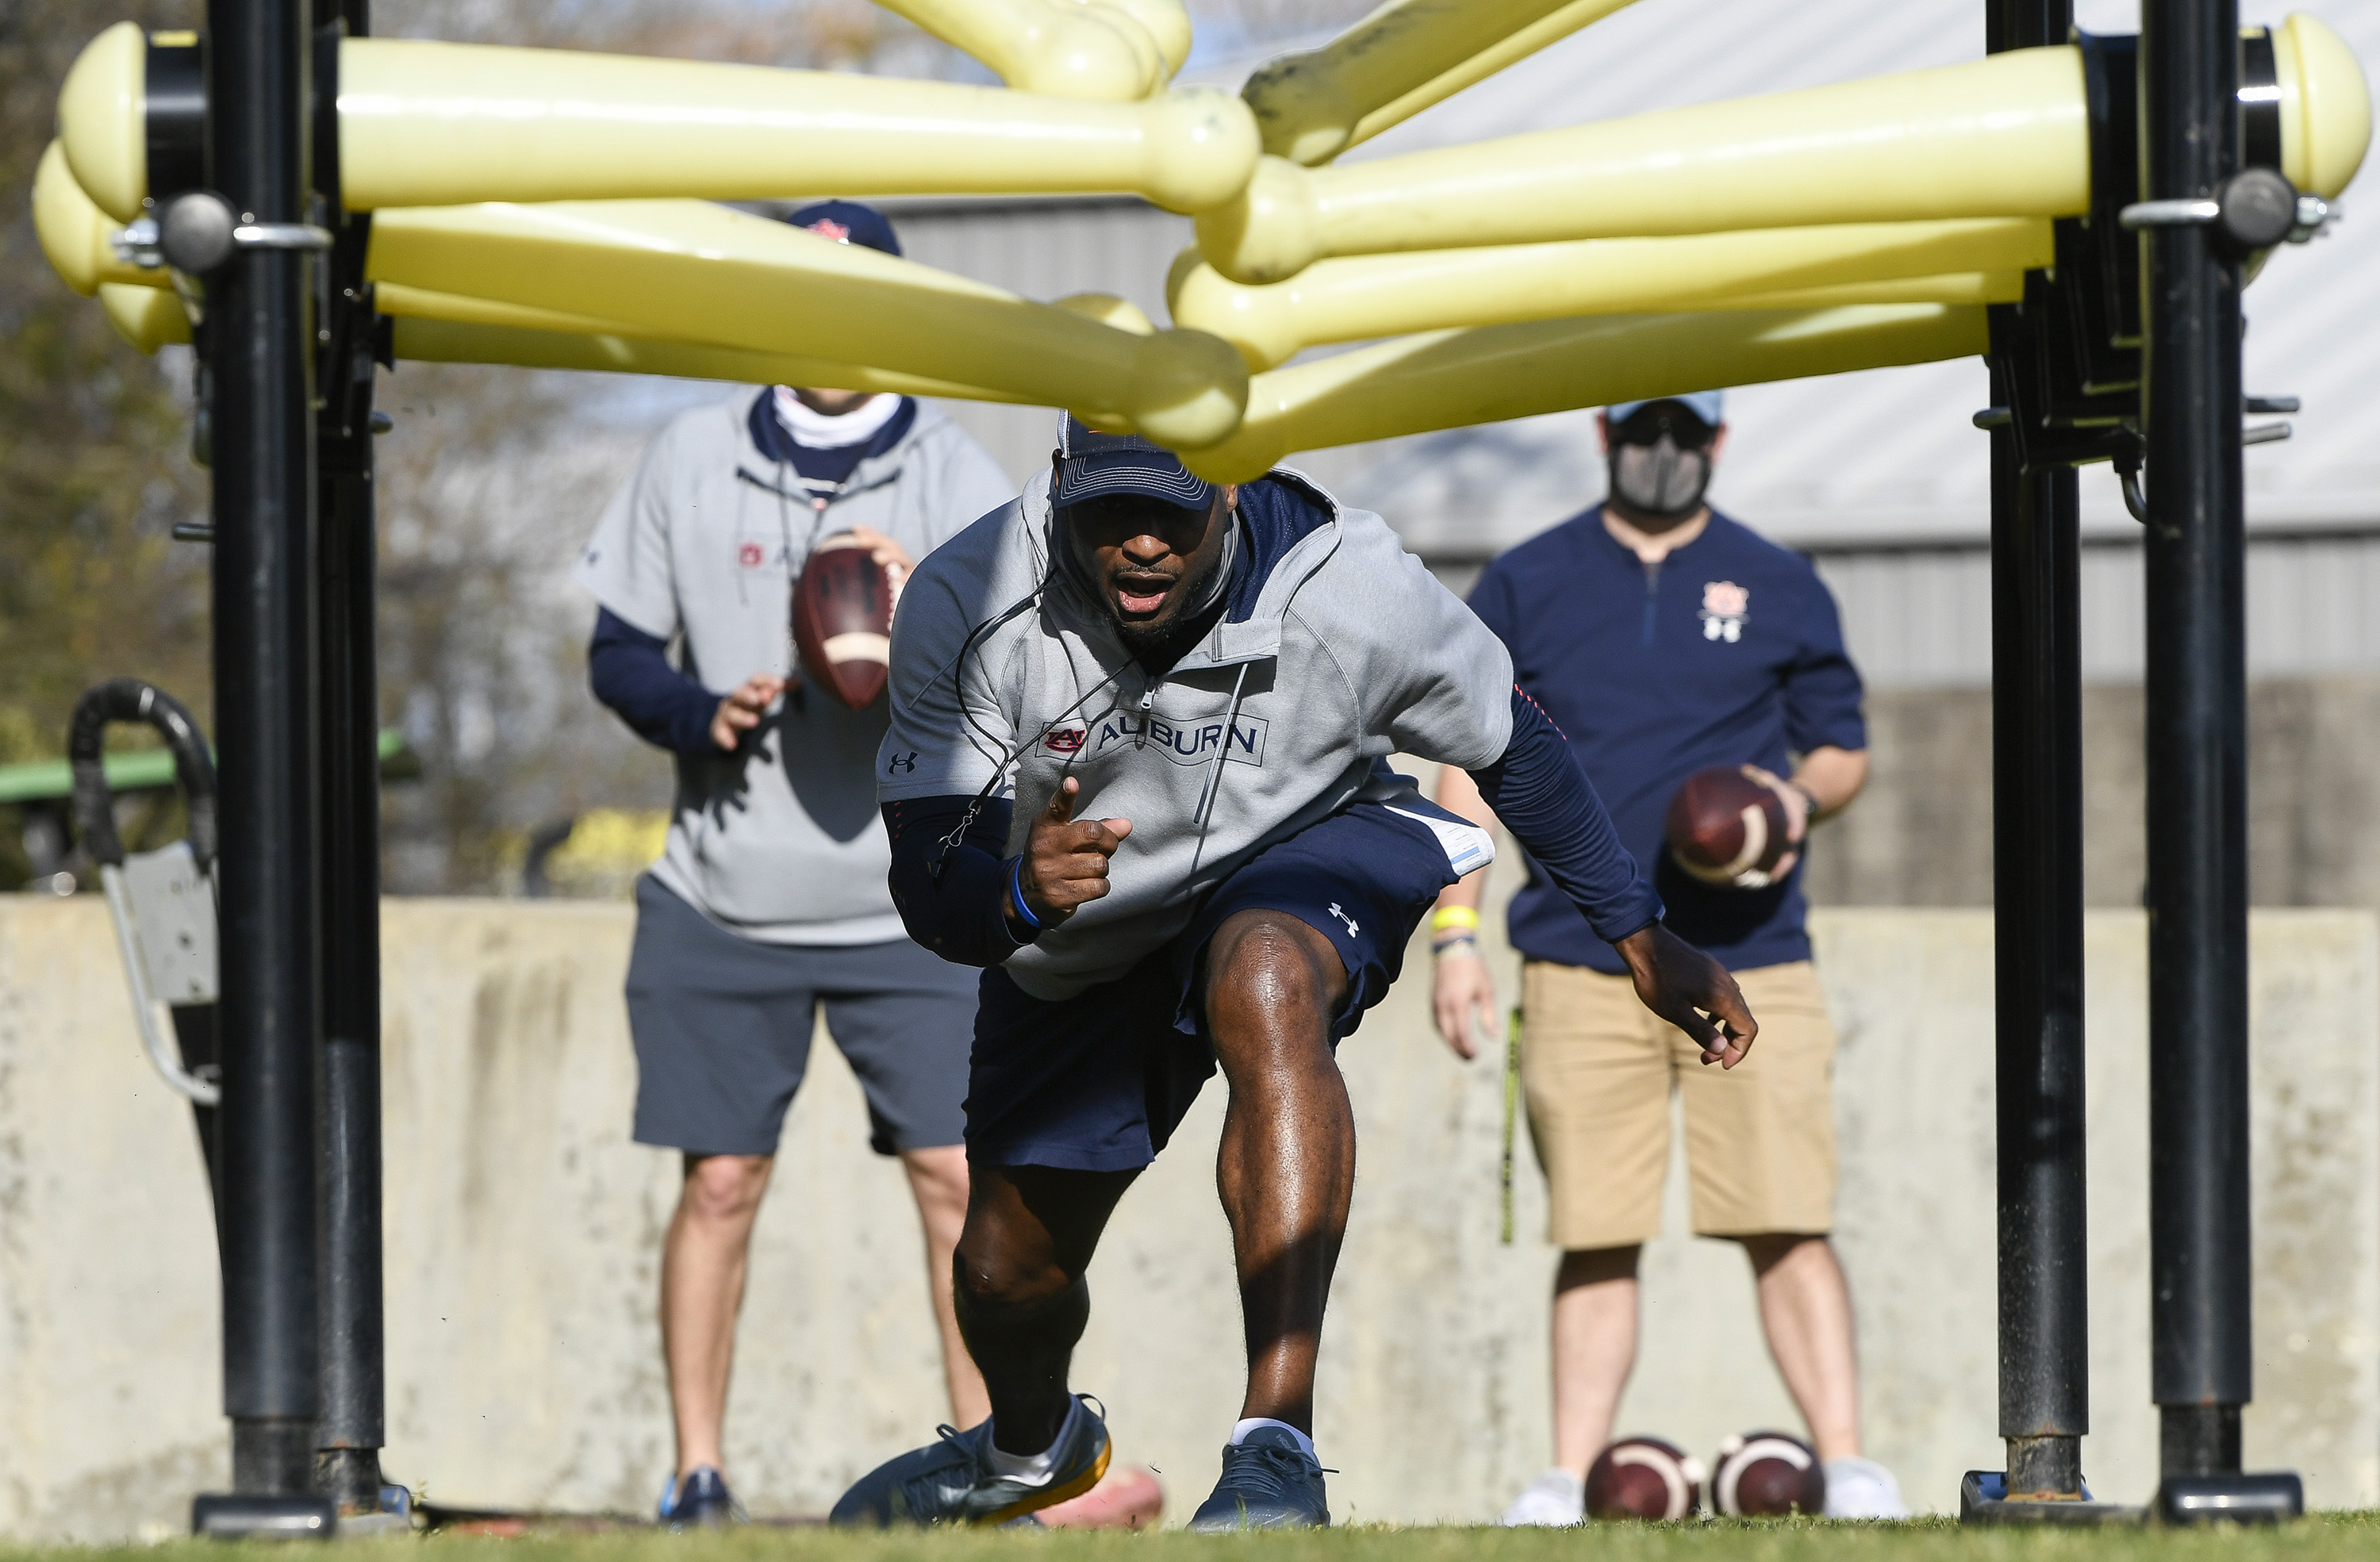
[1187,1426,1331,1532]
[658,1466,743,1529]
[831,1398,1111,1527]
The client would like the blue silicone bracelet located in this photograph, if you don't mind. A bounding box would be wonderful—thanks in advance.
[1007,857,1044,934]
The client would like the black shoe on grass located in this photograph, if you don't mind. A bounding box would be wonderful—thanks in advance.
[1186,1426,1331,1532]
[830,1397,1111,1527]
[658,1466,743,1529]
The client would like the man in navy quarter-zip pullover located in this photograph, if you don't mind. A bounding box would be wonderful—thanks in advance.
[1430,393,1906,1523]
[831,414,1758,1532]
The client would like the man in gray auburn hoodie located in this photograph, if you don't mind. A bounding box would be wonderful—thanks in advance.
[832,416,1757,1532]
[578,202,1015,1528]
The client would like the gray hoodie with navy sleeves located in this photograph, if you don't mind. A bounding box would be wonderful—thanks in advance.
[879,466,1549,1000]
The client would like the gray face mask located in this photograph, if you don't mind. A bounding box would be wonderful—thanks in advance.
[1610,435,1711,519]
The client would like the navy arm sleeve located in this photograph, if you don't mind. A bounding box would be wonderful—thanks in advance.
[588,608,721,757]
[1470,687,1664,945]
[884,795,1032,967]
[1781,573,1869,754]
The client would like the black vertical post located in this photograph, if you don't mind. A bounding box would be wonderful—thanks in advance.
[1986,0,2088,1504]
[206,0,323,1497]
[312,0,387,1515]
[2139,0,2251,1484]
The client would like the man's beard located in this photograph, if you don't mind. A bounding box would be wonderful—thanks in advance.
[1610,436,1712,518]
[1111,545,1230,650]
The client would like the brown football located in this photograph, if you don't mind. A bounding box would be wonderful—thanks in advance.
[791,535,894,710]
[1664,765,1792,888]
[1710,1431,1826,1517]
[1586,1437,1706,1521]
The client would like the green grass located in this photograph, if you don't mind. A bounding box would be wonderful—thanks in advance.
[13,1518,2380,1562]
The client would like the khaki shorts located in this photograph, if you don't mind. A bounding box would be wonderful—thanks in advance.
[1521,959,1838,1250]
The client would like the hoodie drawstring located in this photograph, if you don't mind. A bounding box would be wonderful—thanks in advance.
[1188,658,1252,880]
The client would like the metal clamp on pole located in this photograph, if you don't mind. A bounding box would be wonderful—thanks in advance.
[2123,170,2328,255]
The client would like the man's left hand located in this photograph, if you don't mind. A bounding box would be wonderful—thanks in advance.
[1742,764,1809,880]
[848,526,913,602]
[1614,922,1757,1068]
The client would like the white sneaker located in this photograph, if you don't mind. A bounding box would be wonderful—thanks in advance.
[1822,1456,1910,1519]
[1500,1467,1585,1526]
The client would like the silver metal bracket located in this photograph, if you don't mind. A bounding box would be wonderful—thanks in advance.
[2120,198,2221,228]
[232,221,336,251]
[2288,193,2334,242]
[109,217,164,269]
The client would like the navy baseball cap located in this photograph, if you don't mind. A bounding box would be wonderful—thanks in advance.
[784,200,901,258]
[1054,414,1215,509]
[1607,390,1725,428]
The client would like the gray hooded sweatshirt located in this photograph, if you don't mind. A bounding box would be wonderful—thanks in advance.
[877,466,1515,1000]
[578,390,1012,943]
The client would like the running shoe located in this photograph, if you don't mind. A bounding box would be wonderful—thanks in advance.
[657,1465,743,1528]
[1821,1456,1911,1519]
[830,1397,1111,1527]
[1501,1467,1586,1526]
[1185,1426,1331,1532]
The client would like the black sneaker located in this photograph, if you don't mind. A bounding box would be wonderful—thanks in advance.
[830,1397,1111,1528]
[657,1465,743,1529]
[1186,1426,1331,1532]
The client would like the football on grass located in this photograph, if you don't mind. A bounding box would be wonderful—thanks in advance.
[1586,1437,1706,1520]
[1665,765,1792,888]
[791,535,895,710]
[1710,1430,1826,1517]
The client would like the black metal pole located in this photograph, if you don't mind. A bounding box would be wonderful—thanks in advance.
[206,0,324,1497]
[1987,370,2089,1499]
[1984,0,2087,1504]
[312,0,386,1508]
[2139,0,2251,1483]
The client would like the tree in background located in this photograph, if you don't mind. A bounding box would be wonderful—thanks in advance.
[0,0,209,885]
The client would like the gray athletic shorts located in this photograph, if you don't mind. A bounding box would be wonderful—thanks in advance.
[624,876,977,1157]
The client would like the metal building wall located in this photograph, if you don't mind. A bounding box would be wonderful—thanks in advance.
[1812,528,2380,688]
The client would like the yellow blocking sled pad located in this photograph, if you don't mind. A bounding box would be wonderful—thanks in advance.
[1182,304,1990,483]
[1197,15,2370,283]
[363,200,1249,449]
[872,0,1189,100]
[1169,217,2047,369]
[385,311,1031,404]
[1240,0,1645,166]
[56,21,1257,223]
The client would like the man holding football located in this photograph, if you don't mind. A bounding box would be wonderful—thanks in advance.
[576,202,1015,1526]
[833,415,1754,1530]
[1426,393,1904,1522]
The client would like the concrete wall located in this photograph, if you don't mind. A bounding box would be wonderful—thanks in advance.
[0,888,2373,1538]
[1804,675,2380,911]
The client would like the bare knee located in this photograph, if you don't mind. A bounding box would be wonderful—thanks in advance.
[904,1144,970,1221]
[1739,1232,1828,1276]
[953,1223,1074,1313]
[1205,911,1346,1065]
[680,1153,771,1226]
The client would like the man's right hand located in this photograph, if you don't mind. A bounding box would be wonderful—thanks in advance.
[1433,950,1499,1060]
[711,674,786,750]
[1021,777,1132,925]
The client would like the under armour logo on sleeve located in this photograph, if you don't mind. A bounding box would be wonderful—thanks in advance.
[888,751,918,774]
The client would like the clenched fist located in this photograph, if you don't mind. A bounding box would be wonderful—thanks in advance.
[1017,777,1132,927]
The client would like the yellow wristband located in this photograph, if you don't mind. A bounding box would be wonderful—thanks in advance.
[1430,906,1480,933]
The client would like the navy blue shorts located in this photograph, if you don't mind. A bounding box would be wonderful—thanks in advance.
[626,877,978,1157]
[965,800,1476,1172]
